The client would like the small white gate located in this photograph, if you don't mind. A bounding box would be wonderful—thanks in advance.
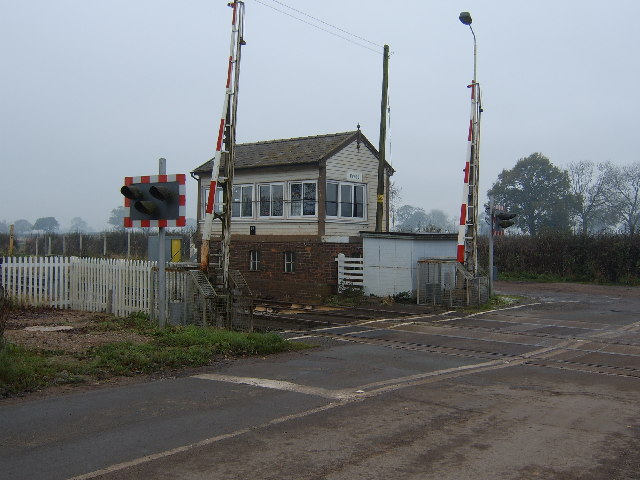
[335,253,364,291]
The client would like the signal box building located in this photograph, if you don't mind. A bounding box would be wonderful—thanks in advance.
[191,130,394,302]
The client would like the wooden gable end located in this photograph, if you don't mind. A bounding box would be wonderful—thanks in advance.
[323,139,380,236]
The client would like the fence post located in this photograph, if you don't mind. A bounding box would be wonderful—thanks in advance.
[336,253,345,292]
[8,224,14,256]
[107,288,113,314]
[416,261,421,304]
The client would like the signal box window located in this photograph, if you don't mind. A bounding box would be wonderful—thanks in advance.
[202,187,224,217]
[259,183,284,217]
[290,182,316,216]
[326,181,365,219]
[232,185,253,218]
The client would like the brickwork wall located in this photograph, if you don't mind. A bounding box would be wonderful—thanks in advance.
[212,237,362,302]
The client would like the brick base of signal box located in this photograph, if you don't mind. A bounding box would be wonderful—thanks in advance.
[206,235,363,303]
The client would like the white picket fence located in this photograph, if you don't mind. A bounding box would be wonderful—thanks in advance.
[1,256,72,309]
[335,253,364,291]
[69,257,155,315]
[0,256,190,317]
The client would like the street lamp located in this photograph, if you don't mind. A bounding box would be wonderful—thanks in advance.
[459,12,477,83]
[459,11,472,25]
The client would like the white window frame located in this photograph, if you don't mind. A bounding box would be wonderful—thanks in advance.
[289,181,317,217]
[258,183,285,218]
[232,184,254,218]
[249,250,260,271]
[326,181,366,219]
[284,251,295,273]
[201,185,224,218]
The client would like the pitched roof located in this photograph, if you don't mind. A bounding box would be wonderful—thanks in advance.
[192,130,382,175]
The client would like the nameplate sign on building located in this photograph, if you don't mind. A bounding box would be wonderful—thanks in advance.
[347,171,362,182]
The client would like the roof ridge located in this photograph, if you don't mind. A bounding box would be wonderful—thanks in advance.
[236,131,357,147]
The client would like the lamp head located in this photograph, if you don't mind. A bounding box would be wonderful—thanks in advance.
[459,12,472,26]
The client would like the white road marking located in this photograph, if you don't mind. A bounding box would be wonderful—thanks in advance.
[435,302,544,322]
[66,402,344,480]
[191,373,354,400]
[67,358,516,480]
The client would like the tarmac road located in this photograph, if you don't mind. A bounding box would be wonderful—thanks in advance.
[1,281,639,480]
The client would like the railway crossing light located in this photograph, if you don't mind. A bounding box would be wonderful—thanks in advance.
[121,184,158,216]
[495,212,516,230]
[488,198,516,298]
[120,174,186,228]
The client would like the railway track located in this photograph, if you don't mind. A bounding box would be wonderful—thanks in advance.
[252,298,441,330]
[268,300,640,382]
[253,297,640,381]
[286,328,640,381]
[255,296,640,344]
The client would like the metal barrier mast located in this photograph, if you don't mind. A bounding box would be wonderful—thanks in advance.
[200,1,246,289]
[456,16,482,275]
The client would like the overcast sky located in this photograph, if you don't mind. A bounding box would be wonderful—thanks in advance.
[2,0,639,231]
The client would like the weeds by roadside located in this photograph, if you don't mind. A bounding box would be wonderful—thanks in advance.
[89,311,158,335]
[0,312,308,397]
[0,289,12,342]
[325,284,365,307]
[461,294,523,314]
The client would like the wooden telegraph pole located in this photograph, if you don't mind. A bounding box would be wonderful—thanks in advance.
[375,44,390,232]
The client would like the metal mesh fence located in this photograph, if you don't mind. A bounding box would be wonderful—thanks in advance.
[151,265,253,331]
[416,260,489,307]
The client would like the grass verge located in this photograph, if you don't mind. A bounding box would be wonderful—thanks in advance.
[0,313,308,397]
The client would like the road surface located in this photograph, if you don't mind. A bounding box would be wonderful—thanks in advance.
[1,281,639,479]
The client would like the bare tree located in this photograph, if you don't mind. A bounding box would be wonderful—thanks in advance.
[12,219,33,235]
[568,160,614,234]
[33,217,59,233]
[69,217,91,233]
[395,205,456,233]
[108,206,126,231]
[605,162,640,235]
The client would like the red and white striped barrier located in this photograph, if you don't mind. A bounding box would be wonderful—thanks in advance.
[202,1,242,241]
[457,83,477,263]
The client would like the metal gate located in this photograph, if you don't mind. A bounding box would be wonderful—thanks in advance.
[416,259,488,307]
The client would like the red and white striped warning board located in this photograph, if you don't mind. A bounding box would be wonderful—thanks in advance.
[123,174,186,228]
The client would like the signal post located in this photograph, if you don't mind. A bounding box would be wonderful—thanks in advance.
[488,196,516,297]
[120,159,186,327]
